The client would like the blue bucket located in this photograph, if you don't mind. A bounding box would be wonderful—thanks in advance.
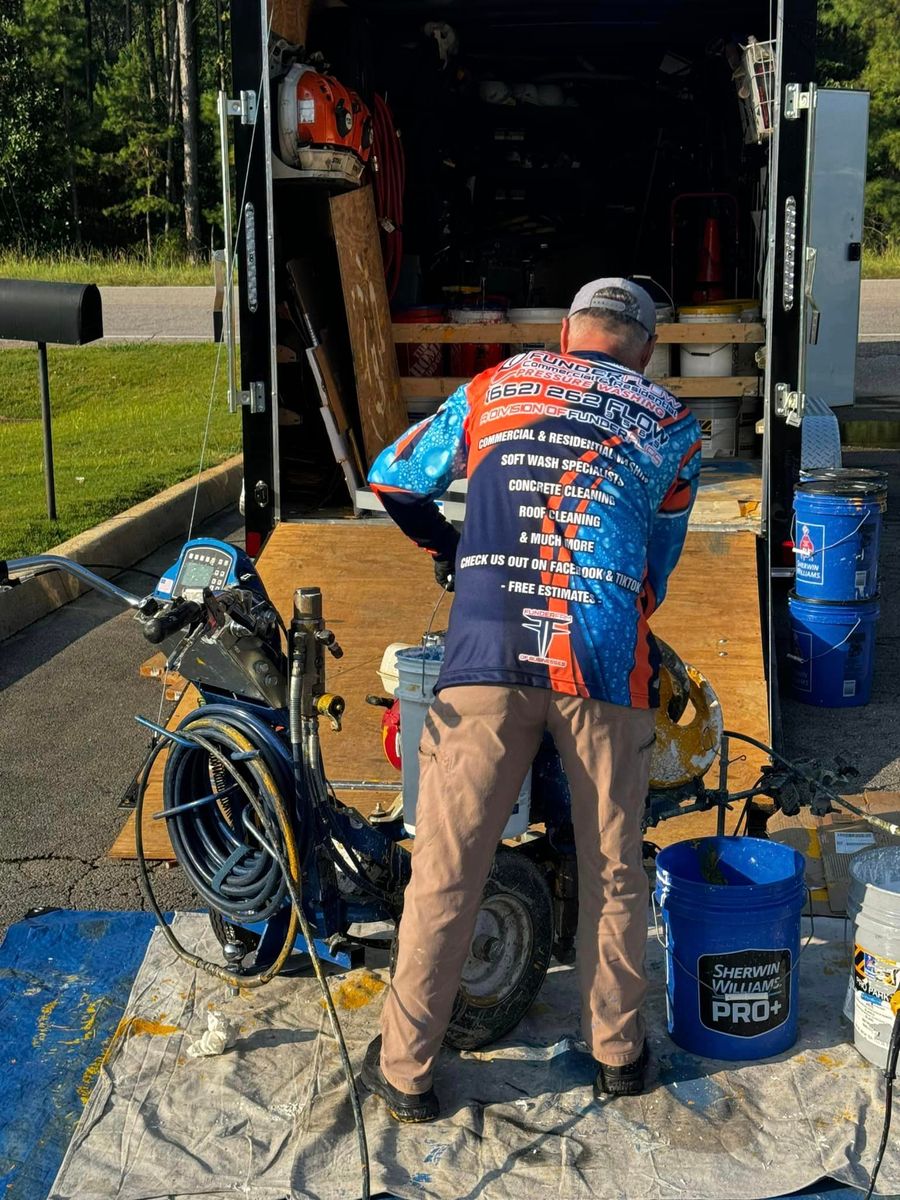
[793,475,885,600]
[654,837,806,1060]
[788,592,879,707]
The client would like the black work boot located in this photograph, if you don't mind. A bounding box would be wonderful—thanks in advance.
[593,1043,650,1099]
[360,1035,440,1123]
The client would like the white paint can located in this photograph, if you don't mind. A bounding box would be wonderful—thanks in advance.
[689,397,741,458]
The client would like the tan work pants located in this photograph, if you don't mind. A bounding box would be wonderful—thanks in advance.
[380,684,656,1094]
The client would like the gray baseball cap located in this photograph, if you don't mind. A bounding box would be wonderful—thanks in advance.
[567,277,656,336]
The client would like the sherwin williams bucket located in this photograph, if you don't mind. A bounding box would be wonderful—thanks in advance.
[678,302,742,378]
[394,645,531,839]
[787,593,879,707]
[654,837,805,1059]
[688,397,740,458]
[793,474,885,600]
[449,304,507,377]
[846,848,900,1069]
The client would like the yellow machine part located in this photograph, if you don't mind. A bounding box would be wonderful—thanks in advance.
[649,658,724,790]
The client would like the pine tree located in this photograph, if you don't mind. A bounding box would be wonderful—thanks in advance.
[97,38,173,252]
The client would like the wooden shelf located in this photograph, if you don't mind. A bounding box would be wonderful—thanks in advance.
[392,321,765,345]
[401,375,761,401]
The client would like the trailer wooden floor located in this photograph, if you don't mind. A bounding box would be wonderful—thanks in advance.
[111,509,768,859]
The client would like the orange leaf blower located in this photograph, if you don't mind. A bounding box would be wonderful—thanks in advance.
[278,64,373,187]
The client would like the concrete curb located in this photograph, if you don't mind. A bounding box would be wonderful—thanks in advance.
[1,454,243,642]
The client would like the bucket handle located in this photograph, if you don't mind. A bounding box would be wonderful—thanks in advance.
[630,275,676,312]
[651,886,816,991]
[786,617,862,664]
[682,344,730,358]
[791,510,874,558]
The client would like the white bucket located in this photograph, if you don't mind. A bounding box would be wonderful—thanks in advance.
[647,303,674,380]
[395,646,531,838]
[845,847,900,1069]
[689,397,740,458]
[508,307,567,353]
[738,396,762,457]
[678,305,740,378]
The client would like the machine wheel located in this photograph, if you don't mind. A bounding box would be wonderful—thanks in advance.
[209,908,261,959]
[390,848,554,1051]
[447,849,553,1049]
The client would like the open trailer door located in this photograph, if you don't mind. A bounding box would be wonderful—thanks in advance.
[762,0,869,744]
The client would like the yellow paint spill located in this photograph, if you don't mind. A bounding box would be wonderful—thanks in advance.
[817,1053,840,1068]
[75,1014,180,1106]
[323,971,386,1011]
[32,998,60,1047]
[76,1054,105,1105]
[118,1016,178,1039]
[80,997,104,1039]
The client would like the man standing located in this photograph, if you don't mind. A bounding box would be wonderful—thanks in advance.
[363,279,701,1120]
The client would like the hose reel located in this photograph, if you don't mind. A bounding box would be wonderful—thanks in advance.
[161,706,303,925]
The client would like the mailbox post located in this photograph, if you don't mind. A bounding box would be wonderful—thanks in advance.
[0,280,103,520]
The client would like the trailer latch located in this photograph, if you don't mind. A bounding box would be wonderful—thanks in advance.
[774,383,805,427]
[234,381,266,414]
[225,91,257,126]
[784,83,812,121]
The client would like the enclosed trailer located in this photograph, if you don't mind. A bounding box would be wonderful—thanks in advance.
[221,0,868,746]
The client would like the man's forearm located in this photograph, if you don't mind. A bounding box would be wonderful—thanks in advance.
[372,486,460,562]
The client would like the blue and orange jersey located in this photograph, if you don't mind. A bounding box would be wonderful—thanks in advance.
[369,349,701,708]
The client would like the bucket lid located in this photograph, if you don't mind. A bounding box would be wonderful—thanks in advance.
[678,301,744,316]
[849,846,900,897]
[797,468,888,500]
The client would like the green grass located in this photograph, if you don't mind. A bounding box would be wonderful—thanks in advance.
[0,343,241,558]
[862,241,900,280]
[0,248,213,286]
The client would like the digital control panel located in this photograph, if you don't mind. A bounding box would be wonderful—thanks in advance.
[173,546,234,599]
[153,538,264,603]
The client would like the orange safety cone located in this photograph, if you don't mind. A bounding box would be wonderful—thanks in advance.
[692,217,726,303]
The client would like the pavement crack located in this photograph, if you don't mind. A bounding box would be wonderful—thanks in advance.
[0,853,95,867]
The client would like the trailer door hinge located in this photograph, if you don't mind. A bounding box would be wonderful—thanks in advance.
[233,380,265,414]
[225,90,257,125]
[775,383,805,427]
[784,83,812,121]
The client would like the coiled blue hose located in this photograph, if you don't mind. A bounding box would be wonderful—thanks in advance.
[162,704,308,923]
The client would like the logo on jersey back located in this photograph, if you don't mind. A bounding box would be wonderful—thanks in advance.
[518,608,572,668]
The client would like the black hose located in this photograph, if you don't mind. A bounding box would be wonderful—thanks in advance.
[862,1007,900,1200]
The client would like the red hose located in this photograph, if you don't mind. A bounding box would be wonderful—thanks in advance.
[371,95,404,300]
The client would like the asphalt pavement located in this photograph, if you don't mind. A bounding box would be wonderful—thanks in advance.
[0,508,243,930]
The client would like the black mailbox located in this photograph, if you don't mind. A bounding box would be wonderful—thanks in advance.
[0,279,104,522]
[0,279,103,344]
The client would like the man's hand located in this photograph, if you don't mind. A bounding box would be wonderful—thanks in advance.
[433,555,455,592]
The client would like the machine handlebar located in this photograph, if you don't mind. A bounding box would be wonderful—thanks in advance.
[1,555,143,609]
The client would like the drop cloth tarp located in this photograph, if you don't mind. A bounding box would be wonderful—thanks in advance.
[50,914,900,1200]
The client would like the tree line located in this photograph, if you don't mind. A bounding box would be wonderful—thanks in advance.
[0,0,896,261]
[0,0,224,259]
